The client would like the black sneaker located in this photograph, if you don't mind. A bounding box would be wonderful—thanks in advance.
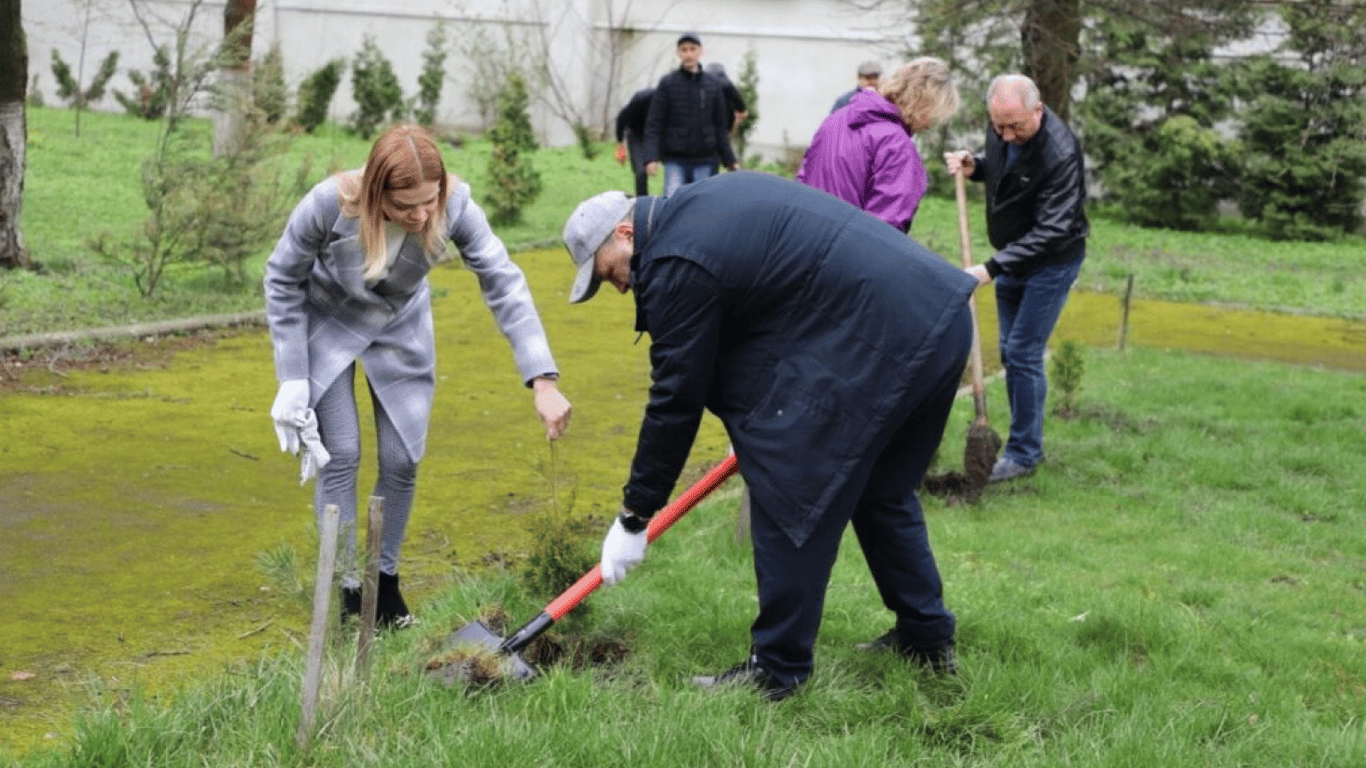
[857,630,958,675]
[376,572,417,629]
[692,656,799,701]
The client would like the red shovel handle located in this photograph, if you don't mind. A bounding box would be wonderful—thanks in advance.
[544,454,740,620]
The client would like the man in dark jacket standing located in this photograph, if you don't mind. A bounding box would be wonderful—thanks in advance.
[644,32,739,196]
[945,74,1088,484]
[561,172,978,700]
[614,87,654,196]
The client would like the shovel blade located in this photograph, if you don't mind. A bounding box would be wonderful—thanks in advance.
[442,620,537,681]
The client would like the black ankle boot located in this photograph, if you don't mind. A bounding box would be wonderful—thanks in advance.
[376,572,416,629]
[340,586,362,623]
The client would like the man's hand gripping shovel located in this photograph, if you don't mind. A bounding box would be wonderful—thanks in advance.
[441,455,739,681]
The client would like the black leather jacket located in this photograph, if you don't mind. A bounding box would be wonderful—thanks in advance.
[970,105,1088,277]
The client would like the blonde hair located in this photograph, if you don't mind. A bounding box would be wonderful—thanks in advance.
[336,124,452,280]
[878,57,960,131]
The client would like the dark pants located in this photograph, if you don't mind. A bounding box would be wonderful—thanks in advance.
[747,306,973,687]
[995,253,1084,468]
[625,132,649,197]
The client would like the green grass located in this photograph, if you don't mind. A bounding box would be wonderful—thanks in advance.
[4,105,1363,766]
[7,347,1363,767]
[4,105,1363,339]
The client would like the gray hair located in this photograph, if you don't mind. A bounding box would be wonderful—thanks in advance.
[987,74,1041,110]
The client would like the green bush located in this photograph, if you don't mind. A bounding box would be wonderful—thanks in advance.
[349,35,405,139]
[1232,56,1366,241]
[294,58,344,133]
[1098,115,1238,231]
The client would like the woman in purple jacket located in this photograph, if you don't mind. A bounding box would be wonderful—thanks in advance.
[797,57,960,233]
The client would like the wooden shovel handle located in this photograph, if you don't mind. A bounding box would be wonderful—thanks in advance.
[954,170,990,426]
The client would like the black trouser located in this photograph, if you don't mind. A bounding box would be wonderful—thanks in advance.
[625,131,649,197]
[747,306,973,687]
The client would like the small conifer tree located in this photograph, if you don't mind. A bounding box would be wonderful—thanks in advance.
[1050,339,1086,419]
[293,58,344,134]
[411,22,448,127]
[484,71,541,226]
[734,49,760,166]
[349,35,405,139]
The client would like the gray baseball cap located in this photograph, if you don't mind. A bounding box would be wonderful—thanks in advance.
[858,60,882,77]
[563,191,634,303]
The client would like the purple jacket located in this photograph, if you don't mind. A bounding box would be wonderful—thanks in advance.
[796,89,927,233]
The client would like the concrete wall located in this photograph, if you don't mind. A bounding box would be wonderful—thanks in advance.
[22,0,910,160]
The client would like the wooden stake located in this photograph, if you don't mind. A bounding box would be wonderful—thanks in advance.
[1119,273,1135,351]
[357,496,384,672]
[296,504,339,747]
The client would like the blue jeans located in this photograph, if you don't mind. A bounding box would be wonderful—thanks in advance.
[662,160,715,196]
[994,253,1084,468]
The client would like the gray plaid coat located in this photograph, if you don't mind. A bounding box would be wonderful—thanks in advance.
[264,175,558,462]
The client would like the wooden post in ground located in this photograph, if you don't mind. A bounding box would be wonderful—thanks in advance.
[357,496,384,672]
[1118,273,1135,351]
[296,504,340,747]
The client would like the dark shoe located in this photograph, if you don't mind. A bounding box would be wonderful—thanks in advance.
[340,586,362,623]
[692,656,799,701]
[857,630,958,675]
[988,457,1033,483]
[376,572,417,629]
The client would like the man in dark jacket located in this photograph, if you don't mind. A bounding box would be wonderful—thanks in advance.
[945,74,1088,483]
[643,32,739,196]
[704,62,747,132]
[561,171,978,700]
[614,87,655,196]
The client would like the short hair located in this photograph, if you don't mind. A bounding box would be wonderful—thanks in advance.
[878,57,960,130]
[987,74,1041,110]
[338,124,451,279]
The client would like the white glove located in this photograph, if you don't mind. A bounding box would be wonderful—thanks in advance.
[296,408,331,485]
[270,379,310,454]
[600,516,648,586]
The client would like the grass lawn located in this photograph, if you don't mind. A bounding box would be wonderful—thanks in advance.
[2,106,1363,767]
[5,346,1363,767]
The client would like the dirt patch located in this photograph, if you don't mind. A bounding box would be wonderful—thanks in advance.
[0,328,248,394]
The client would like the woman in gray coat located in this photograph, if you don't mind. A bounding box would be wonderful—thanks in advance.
[265,124,572,627]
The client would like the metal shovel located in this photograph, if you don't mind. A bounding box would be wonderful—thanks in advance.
[443,454,740,680]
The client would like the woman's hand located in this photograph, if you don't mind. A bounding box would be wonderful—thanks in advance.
[532,377,572,440]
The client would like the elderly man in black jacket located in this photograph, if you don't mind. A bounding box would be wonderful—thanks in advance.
[945,74,1088,484]
[643,32,739,195]
[561,171,978,700]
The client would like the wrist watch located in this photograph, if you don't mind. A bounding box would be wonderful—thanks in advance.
[617,509,649,534]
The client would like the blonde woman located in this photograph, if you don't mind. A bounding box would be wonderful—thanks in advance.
[797,57,960,233]
[264,124,571,628]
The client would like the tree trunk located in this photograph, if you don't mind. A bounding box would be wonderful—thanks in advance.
[213,0,257,157]
[1021,0,1082,122]
[1,0,30,270]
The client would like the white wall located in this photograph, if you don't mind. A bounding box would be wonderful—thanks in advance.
[22,0,911,160]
